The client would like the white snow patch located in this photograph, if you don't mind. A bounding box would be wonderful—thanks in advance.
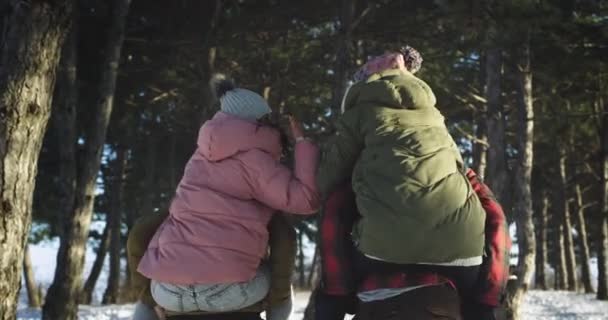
[522,290,608,320]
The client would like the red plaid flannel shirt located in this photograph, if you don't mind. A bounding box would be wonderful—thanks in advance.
[320,169,511,307]
[466,169,512,306]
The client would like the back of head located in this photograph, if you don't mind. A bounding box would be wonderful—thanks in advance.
[398,46,423,74]
[209,74,272,122]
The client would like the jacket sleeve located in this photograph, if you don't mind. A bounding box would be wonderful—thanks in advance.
[317,110,364,198]
[249,140,320,214]
[467,169,512,307]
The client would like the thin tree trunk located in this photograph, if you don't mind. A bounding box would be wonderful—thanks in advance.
[23,246,42,308]
[555,220,569,290]
[598,70,608,300]
[535,193,549,290]
[307,245,320,288]
[559,147,578,291]
[484,46,509,205]
[574,184,594,293]
[43,1,131,318]
[506,36,535,320]
[103,146,128,304]
[473,53,488,177]
[298,231,305,288]
[0,2,72,318]
[200,0,221,120]
[168,133,178,189]
[140,133,157,218]
[598,220,608,299]
[473,110,488,177]
[331,0,356,111]
[81,221,111,305]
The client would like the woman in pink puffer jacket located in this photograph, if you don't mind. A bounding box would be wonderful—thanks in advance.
[137,78,319,318]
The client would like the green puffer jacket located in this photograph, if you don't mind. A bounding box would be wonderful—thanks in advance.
[318,68,485,265]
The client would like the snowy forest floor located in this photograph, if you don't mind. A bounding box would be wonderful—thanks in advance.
[16,237,608,320]
[16,290,608,320]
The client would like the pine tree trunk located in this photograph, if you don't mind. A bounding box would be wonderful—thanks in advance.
[52,8,79,241]
[307,245,320,288]
[331,0,356,111]
[555,220,569,290]
[598,76,608,300]
[0,2,72,318]
[473,110,488,178]
[484,46,509,205]
[23,246,42,308]
[42,1,131,318]
[168,133,178,189]
[298,231,305,288]
[574,184,594,293]
[103,146,128,304]
[598,220,608,299]
[473,52,488,177]
[81,221,111,305]
[505,38,536,320]
[535,193,549,290]
[559,148,578,291]
[140,133,157,218]
[199,0,221,120]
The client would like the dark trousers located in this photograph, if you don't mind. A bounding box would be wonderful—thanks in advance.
[355,284,462,320]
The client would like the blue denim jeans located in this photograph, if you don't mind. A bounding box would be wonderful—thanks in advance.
[151,265,270,313]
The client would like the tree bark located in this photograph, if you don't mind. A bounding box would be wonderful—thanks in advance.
[199,0,221,120]
[472,110,488,178]
[331,0,356,111]
[598,220,608,299]
[484,46,509,205]
[102,146,128,304]
[559,147,578,291]
[0,1,72,318]
[506,37,535,320]
[598,72,608,300]
[298,231,305,288]
[307,245,320,288]
[535,193,549,290]
[52,8,79,241]
[81,221,111,305]
[139,132,157,218]
[555,220,569,290]
[574,183,594,293]
[43,0,131,318]
[23,245,41,308]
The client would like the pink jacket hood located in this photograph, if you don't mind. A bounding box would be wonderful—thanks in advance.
[198,112,282,162]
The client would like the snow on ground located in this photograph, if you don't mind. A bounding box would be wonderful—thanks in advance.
[522,291,608,320]
[17,234,607,319]
[17,290,608,320]
[17,305,135,320]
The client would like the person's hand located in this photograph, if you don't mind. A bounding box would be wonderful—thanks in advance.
[288,116,305,142]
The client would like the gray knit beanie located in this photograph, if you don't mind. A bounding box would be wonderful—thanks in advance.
[211,75,271,122]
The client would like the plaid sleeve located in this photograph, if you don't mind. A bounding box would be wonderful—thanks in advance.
[466,169,512,307]
[320,183,359,295]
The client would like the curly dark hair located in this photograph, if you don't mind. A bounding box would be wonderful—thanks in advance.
[399,46,423,74]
